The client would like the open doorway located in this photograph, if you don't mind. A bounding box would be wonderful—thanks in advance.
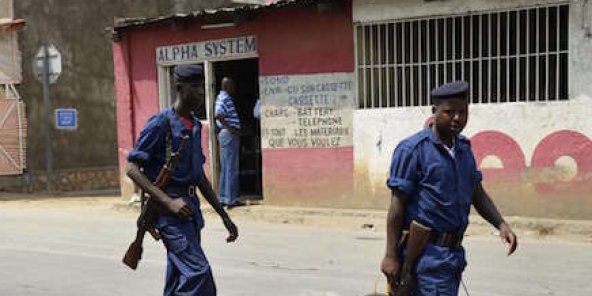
[212,58,262,201]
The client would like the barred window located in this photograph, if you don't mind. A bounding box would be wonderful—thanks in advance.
[355,5,569,108]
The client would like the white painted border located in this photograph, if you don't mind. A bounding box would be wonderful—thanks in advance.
[155,35,259,66]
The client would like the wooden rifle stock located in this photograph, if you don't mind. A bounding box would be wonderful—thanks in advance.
[392,220,431,296]
[122,135,189,270]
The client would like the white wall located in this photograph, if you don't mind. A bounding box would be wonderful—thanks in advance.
[260,73,355,149]
[0,0,12,19]
[353,0,570,23]
[352,0,592,217]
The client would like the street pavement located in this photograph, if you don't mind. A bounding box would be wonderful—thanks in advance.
[0,199,590,296]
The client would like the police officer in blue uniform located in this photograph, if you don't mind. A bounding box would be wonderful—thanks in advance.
[381,81,518,295]
[127,64,238,296]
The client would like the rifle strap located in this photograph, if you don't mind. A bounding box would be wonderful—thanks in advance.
[164,117,173,164]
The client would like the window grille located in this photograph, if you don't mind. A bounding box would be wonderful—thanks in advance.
[355,5,569,108]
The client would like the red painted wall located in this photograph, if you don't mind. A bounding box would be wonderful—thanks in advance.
[113,3,355,205]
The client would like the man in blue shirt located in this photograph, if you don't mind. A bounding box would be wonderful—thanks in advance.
[381,81,517,295]
[215,77,243,207]
[126,64,238,296]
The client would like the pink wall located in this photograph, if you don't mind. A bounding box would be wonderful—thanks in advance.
[113,3,355,205]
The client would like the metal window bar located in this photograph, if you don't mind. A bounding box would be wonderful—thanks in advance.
[517,10,521,102]
[444,18,448,83]
[488,13,492,102]
[436,19,440,88]
[362,26,367,108]
[524,10,528,101]
[545,6,550,101]
[354,4,568,108]
[536,8,540,101]
[380,25,383,108]
[556,6,560,100]
[418,21,423,106]
[470,15,474,101]
[420,21,424,106]
[370,25,374,108]
[409,22,414,107]
[427,20,432,101]
[451,17,456,80]
[507,12,510,101]
[402,22,407,107]
[357,26,364,108]
[394,23,399,107]
[386,24,391,107]
[461,17,465,84]
[497,13,501,103]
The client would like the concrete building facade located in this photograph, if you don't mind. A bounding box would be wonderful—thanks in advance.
[353,0,592,219]
[0,0,260,193]
[113,0,592,219]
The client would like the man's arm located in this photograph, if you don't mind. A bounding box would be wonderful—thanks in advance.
[381,189,408,287]
[126,162,192,220]
[196,174,239,242]
[215,114,239,133]
[472,183,518,255]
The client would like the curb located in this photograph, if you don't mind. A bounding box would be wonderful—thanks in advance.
[114,202,592,242]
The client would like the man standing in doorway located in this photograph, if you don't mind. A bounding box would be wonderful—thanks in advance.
[381,81,517,295]
[215,77,244,208]
[127,65,238,296]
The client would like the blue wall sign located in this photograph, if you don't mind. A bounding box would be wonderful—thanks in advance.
[55,109,77,130]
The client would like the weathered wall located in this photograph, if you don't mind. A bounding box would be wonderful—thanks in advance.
[352,0,592,219]
[0,0,240,192]
[0,0,12,19]
[114,2,356,206]
[353,0,571,22]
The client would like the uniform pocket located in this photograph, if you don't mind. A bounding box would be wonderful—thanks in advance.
[160,225,189,254]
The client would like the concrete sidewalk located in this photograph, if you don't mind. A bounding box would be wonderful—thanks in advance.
[113,198,592,243]
[1,193,591,242]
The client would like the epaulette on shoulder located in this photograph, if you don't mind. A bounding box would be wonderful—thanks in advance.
[457,134,473,150]
[142,111,170,134]
[398,129,430,150]
[458,134,471,144]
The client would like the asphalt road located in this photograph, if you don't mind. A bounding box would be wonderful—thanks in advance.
[0,200,590,296]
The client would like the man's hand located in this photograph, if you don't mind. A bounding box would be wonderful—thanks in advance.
[166,198,193,221]
[223,216,238,243]
[499,222,518,256]
[381,256,401,289]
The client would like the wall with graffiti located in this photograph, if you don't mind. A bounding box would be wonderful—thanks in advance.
[351,0,592,218]
[353,96,592,218]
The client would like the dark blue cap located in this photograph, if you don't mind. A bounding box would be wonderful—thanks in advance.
[174,64,204,83]
[431,81,469,102]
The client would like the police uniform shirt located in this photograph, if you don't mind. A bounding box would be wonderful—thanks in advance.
[127,107,206,228]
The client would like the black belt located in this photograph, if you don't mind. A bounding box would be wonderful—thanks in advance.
[165,185,197,197]
[400,230,464,249]
[428,231,464,248]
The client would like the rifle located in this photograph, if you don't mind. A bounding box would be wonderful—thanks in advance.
[392,220,431,296]
[122,134,190,270]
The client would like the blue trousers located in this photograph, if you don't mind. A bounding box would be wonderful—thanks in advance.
[405,244,466,296]
[159,221,216,296]
[218,129,240,205]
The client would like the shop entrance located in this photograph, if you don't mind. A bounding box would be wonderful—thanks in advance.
[212,58,262,200]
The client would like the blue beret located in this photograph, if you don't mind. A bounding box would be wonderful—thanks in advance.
[431,81,469,102]
[174,64,204,83]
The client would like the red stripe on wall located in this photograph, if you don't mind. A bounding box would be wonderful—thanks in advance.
[113,38,134,171]
[262,147,354,204]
